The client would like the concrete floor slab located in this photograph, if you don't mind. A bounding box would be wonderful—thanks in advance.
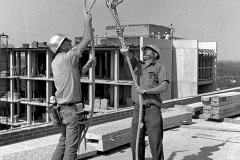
[84,119,240,160]
[1,119,240,160]
[0,134,97,160]
[84,127,240,160]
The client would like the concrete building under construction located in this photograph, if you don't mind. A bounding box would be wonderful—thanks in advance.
[0,24,217,127]
[1,24,231,159]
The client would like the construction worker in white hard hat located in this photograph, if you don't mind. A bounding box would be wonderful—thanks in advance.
[48,12,95,160]
[120,42,169,160]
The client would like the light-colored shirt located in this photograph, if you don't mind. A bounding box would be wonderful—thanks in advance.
[51,46,82,105]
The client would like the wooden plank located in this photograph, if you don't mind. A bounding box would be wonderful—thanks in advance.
[211,106,240,115]
[201,92,240,103]
[211,97,240,107]
[201,95,212,102]
[212,101,240,110]
[203,110,211,114]
[203,105,212,111]
[212,107,240,117]
[210,109,240,119]
[203,104,240,119]
[201,93,226,102]
[211,92,240,103]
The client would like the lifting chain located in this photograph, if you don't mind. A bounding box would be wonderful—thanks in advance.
[106,1,144,160]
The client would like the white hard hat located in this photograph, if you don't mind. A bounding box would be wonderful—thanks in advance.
[47,33,67,54]
[141,44,161,60]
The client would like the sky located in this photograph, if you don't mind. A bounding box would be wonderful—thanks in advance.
[0,0,240,61]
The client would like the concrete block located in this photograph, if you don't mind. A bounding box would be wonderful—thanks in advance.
[86,109,192,152]
[100,99,109,110]
[87,132,131,152]
[86,118,132,152]
[86,118,132,140]
[163,109,192,127]
[174,102,203,116]
[94,99,101,109]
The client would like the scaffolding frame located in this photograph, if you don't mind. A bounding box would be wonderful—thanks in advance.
[0,33,10,130]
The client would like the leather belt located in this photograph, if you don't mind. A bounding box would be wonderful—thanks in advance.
[60,101,82,106]
[143,104,155,108]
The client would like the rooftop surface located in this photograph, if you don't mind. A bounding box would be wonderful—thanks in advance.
[1,118,240,160]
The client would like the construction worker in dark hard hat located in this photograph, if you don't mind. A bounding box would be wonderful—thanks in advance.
[120,43,169,160]
[48,12,95,160]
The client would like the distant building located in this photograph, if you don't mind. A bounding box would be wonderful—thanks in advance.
[105,24,171,38]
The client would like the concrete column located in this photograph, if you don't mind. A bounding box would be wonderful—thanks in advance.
[46,50,52,79]
[17,78,20,116]
[27,51,32,125]
[9,50,14,122]
[46,81,52,123]
[99,54,103,77]
[110,50,114,106]
[16,52,21,76]
[114,49,119,110]
[45,50,52,122]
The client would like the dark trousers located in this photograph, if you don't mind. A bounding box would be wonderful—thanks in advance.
[131,104,164,160]
[52,105,84,160]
